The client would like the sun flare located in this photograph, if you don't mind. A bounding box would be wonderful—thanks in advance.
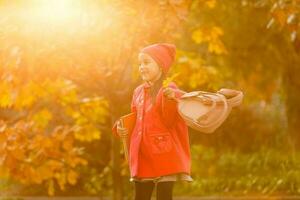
[20,0,84,25]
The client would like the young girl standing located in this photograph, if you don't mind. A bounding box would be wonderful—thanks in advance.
[113,43,192,200]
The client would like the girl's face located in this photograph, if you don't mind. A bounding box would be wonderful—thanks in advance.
[138,52,162,83]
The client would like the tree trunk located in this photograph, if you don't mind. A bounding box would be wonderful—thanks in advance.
[111,114,123,200]
[282,44,300,152]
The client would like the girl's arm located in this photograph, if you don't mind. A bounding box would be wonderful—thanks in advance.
[112,88,137,138]
[160,82,185,128]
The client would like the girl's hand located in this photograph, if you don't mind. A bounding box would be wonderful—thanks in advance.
[116,120,128,138]
[163,87,176,99]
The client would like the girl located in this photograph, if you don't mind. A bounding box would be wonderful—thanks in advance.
[113,43,192,200]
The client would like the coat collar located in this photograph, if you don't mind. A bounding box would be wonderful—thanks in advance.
[143,81,152,89]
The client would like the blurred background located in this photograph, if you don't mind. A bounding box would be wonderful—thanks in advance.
[0,0,300,199]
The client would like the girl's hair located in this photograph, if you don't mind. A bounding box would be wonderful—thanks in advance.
[149,73,166,104]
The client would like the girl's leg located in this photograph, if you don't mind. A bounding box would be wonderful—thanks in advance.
[134,181,155,200]
[156,181,175,200]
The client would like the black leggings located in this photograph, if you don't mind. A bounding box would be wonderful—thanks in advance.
[134,181,174,200]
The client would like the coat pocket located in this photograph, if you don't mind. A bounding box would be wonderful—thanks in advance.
[149,132,173,154]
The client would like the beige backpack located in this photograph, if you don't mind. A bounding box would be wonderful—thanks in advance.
[176,88,243,133]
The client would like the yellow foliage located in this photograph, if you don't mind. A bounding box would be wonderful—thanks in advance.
[163,73,180,88]
[38,165,54,180]
[56,171,66,191]
[190,71,208,89]
[24,165,42,184]
[211,26,224,38]
[14,82,40,109]
[0,166,9,178]
[67,170,78,185]
[67,156,88,168]
[28,135,43,150]
[62,135,74,151]
[206,0,216,8]
[47,179,55,196]
[74,124,101,142]
[174,50,222,89]
[208,40,228,55]
[42,137,53,148]
[32,109,53,129]
[0,83,13,108]
[192,26,227,55]
[60,87,78,105]
[10,147,25,160]
[0,120,88,194]
[191,28,206,44]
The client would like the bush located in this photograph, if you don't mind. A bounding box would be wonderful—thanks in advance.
[174,145,300,196]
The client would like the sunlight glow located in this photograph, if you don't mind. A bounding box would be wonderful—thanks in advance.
[28,0,82,24]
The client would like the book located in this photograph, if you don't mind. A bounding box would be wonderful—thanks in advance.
[112,112,136,163]
[119,112,136,138]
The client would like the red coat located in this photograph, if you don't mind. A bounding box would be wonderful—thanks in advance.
[113,82,191,178]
